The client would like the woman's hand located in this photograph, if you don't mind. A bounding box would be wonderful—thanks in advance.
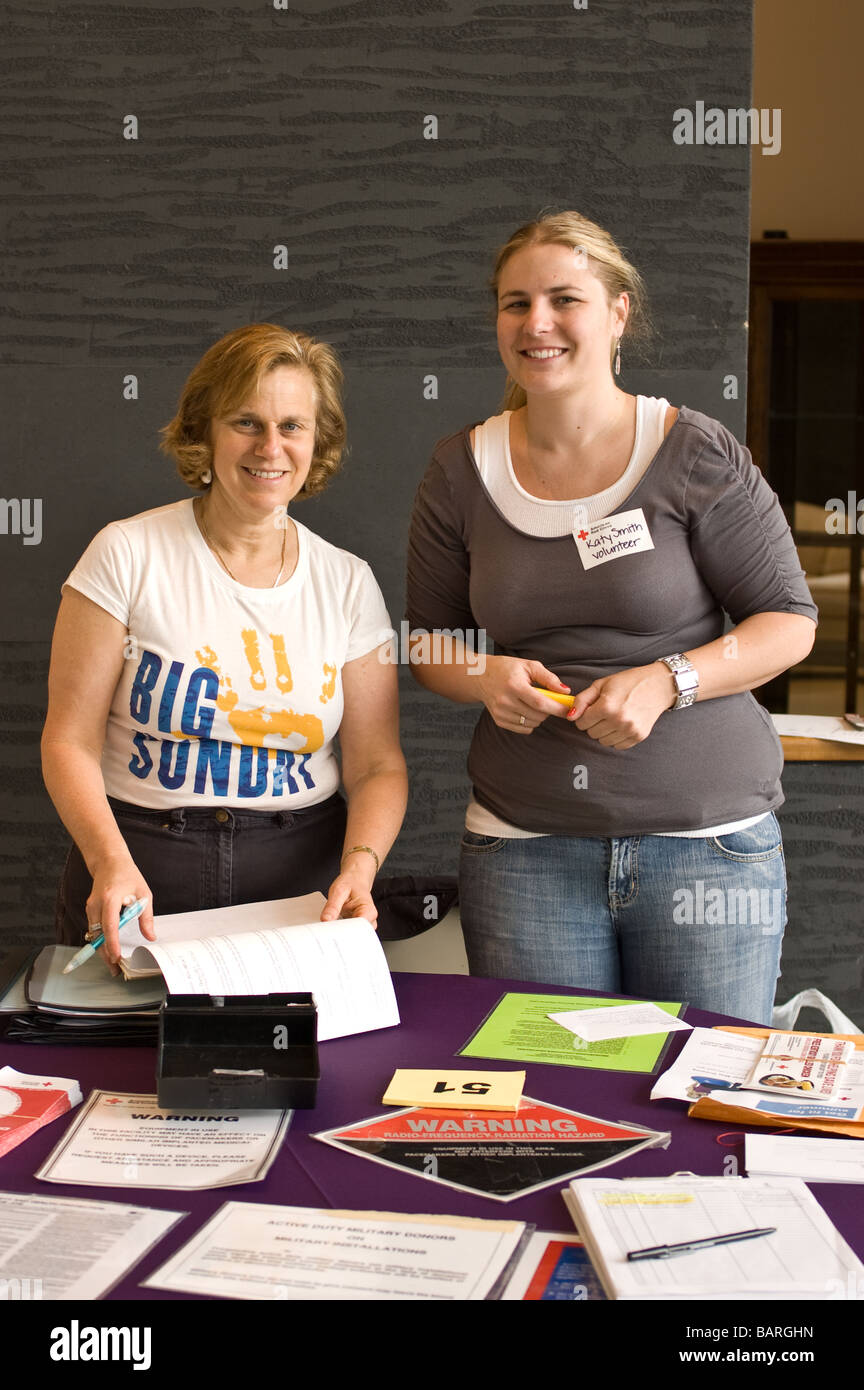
[566,662,675,748]
[476,655,574,734]
[321,858,378,925]
[85,854,156,974]
[324,642,408,928]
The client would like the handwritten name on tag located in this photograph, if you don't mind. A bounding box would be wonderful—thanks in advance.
[573,508,654,570]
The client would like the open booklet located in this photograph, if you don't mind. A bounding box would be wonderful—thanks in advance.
[117,893,400,1042]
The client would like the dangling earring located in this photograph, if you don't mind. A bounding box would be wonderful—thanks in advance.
[613,338,621,377]
[200,468,212,486]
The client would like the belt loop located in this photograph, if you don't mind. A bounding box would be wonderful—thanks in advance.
[168,808,186,833]
[275,810,294,829]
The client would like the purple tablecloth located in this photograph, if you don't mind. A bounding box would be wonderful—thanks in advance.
[3,972,862,1299]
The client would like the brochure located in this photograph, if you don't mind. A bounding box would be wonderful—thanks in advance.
[501,1232,607,1301]
[743,1033,855,1098]
[651,1026,864,1136]
[0,1066,82,1156]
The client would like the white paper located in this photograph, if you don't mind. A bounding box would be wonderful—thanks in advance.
[745,1133,864,1184]
[549,1002,692,1042]
[566,1176,864,1299]
[144,1202,526,1300]
[36,1091,292,1190]
[0,1191,183,1300]
[124,896,399,1042]
[772,714,864,745]
[124,892,327,963]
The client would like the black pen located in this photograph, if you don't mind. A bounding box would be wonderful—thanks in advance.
[626,1226,776,1261]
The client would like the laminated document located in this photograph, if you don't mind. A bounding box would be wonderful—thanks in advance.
[143,1203,530,1301]
[36,1090,292,1190]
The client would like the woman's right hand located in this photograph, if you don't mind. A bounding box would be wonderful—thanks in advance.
[84,855,156,974]
[475,655,573,734]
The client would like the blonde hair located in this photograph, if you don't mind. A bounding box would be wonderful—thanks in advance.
[490,212,651,411]
[160,323,346,498]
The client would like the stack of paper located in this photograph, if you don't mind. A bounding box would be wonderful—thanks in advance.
[119,894,400,1042]
[652,1026,864,1138]
[7,945,165,1045]
[563,1175,864,1300]
[0,1066,81,1156]
[3,893,400,1046]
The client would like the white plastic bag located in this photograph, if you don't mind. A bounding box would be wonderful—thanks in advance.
[772,988,861,1035]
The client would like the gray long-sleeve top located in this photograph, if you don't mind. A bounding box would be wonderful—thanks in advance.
[406,407,818,836]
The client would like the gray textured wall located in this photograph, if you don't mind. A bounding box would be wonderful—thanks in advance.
[11,1,853,1020]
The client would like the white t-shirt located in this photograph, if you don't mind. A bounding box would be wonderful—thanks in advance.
[65,500,394,810]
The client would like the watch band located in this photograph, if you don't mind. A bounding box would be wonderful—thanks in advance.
[659,653,699,710]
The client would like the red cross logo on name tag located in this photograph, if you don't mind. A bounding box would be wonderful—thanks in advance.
[573,508,655,571]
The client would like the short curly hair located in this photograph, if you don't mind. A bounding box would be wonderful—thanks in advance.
[160,323,346,498]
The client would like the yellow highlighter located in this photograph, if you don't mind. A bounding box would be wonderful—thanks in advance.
[533,686,576,708]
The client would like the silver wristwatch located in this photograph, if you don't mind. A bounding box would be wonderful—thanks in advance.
[659,653,699,710]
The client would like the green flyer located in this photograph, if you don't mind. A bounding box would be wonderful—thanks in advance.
[458,993,684,1073]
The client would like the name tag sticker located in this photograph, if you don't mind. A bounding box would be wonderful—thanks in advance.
[574,508,654,570]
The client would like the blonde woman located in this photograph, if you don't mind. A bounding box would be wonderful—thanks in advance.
[43,324,407,968]
[406,213,816,1022]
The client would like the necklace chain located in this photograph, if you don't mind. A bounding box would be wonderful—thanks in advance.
[197,504,288,588]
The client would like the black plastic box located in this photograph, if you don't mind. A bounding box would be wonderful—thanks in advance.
[157,993,319,1109]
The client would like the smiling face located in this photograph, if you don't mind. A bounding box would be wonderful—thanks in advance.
[495,242,629,398]
[208,366,318,521]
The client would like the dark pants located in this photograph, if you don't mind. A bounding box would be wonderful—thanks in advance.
[54,793,348,946]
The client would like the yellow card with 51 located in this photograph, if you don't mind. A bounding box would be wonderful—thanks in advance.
[382,1069,526,1112]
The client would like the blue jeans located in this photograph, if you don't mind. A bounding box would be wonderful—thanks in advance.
[54,793,347,947]
[459,814,787,1024]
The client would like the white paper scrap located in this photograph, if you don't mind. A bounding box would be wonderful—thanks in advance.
[745,1133,864,1184]
[548,1002,692,1042]
[772,714,864,745]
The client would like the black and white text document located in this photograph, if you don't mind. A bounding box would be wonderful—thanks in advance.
[0,1192,183,1299]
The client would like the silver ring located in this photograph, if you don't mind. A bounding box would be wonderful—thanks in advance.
[519,714,527,726]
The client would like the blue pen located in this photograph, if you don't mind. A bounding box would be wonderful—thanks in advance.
[61,898,149,975]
